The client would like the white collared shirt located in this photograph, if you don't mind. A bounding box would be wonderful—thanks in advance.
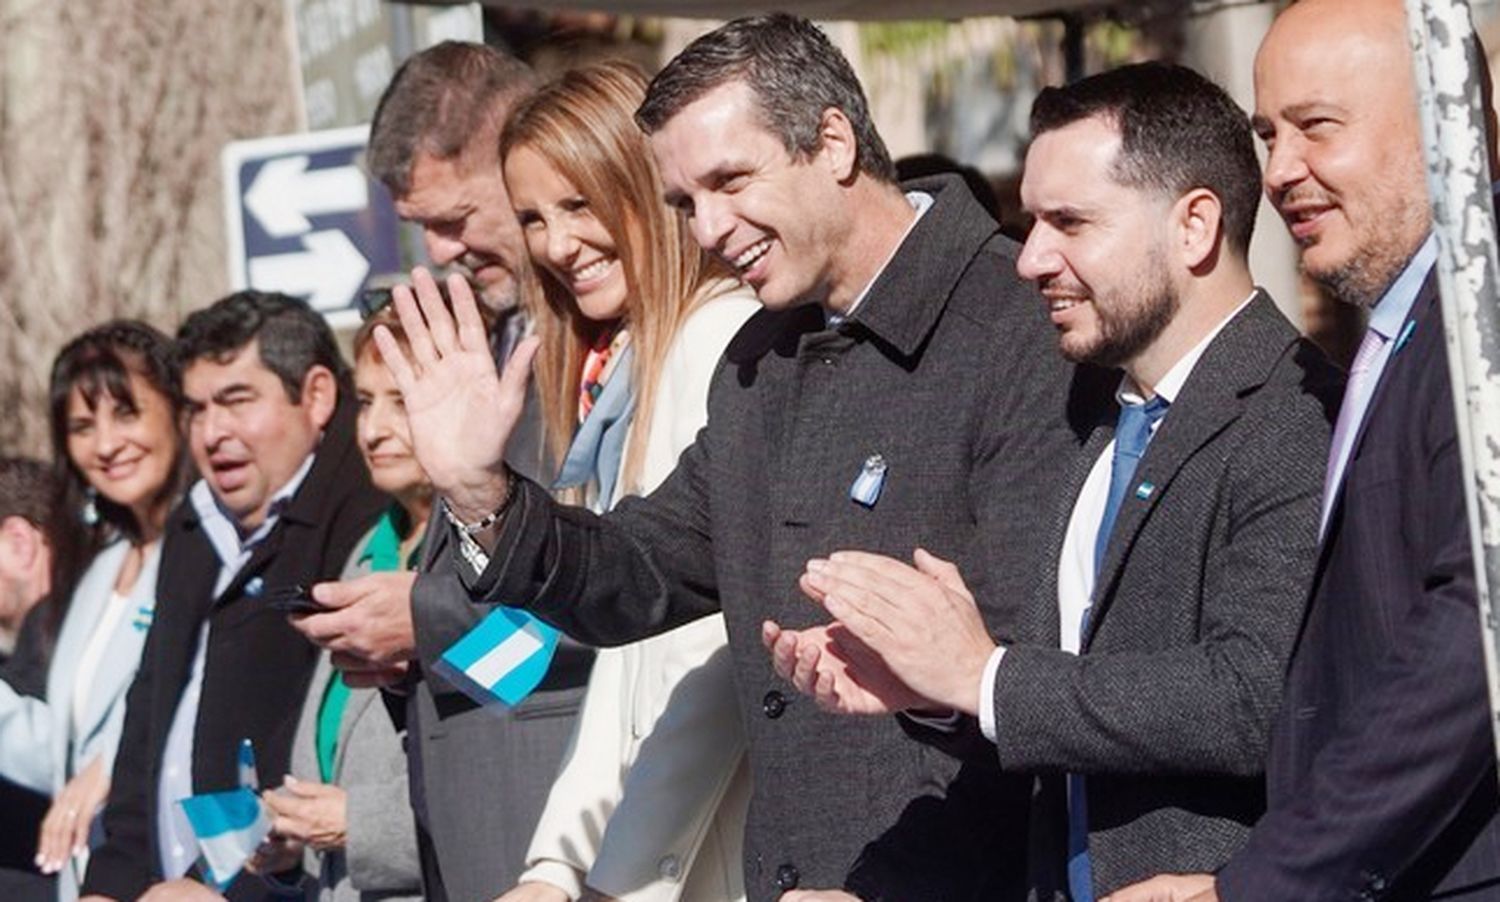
[979,291,1258,742]
[155,453,315,878]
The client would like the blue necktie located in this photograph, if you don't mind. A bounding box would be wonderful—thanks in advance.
[1069,395,1169,902]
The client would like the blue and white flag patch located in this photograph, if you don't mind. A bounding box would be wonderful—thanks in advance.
[178,788,269,889]
[434,606,561,709]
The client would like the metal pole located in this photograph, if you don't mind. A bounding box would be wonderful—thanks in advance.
[1404,0,1500,765]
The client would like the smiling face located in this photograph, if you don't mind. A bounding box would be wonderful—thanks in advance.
[394,149,528,309]
[181,341,332,529]
[1252,0,1430,307]
[651,79,847,309]
[504,144,630,322]
[64,369,179,525]
[354,347,429,504]
[1018,116,1180,369]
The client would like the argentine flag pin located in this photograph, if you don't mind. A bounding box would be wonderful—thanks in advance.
[850,454,888,508]
[244,576,264,598]
[1135,481,1156,500]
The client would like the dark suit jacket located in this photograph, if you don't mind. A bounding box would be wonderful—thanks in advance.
[84,398,386,902]
[456,175,1093,902]
[1218,277,1500,901]
[403,519,593,902]
[988,294,1341,898]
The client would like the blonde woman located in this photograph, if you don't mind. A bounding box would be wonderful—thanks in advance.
[493,61,757,902]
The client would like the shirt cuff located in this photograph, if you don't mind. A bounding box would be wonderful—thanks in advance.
[517,861,584,901]
[978,646,1007,743]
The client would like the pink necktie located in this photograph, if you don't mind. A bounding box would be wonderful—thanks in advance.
[1321,328,1389,530]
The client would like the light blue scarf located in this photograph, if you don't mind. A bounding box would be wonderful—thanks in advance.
[552,344,636,508]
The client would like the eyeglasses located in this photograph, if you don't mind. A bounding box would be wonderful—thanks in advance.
[358,276,470,320]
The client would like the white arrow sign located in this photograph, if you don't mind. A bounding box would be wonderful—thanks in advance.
[244,155,368,238]
[247,229,369,312]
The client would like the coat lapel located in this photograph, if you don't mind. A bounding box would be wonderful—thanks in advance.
[1321,276,1436,533]
[75,544,161,750]
[1084,293,1296,648]
[49,544,124,708]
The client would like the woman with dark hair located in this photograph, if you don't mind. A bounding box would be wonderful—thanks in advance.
[494,60,757,902]
[0,320,185,901]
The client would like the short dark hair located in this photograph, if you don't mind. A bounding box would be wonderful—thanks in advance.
[1030,61,1262,255]
[173,291,349,402]
[636,14,896,184]
[0,455,86,643]
[0,457,62,541]
[49,320,183,542]
[367,41,537,196]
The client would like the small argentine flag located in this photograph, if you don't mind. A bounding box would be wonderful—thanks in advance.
[178,788,270,889]
[434,606,561,709]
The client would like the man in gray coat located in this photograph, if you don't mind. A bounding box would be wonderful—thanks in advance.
[373,14,1089,902]
[769,63,1341,901]
[290,42,591,902]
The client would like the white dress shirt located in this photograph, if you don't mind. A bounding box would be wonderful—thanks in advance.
[979,291,1258,742]
[155,454,314,878]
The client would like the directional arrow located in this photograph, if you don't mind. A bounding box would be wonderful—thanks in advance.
[247,230,369,312]
[244,155,368,239]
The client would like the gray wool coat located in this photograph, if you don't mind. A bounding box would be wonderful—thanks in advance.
[992,293,1342,898]
[455,175,1098,902]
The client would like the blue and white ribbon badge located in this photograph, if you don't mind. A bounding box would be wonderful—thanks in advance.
[237,739,258,791]
[178,788,269,889]
[1393,320,1417,355]
[433,606,561,710]
[850,454,888,509]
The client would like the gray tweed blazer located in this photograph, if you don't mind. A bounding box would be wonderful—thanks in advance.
[457,174,1098,902]
[992,293,1342,898]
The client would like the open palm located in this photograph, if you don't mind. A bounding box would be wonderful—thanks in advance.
[375,268,537,518]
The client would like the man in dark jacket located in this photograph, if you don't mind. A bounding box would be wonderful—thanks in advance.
[81,292,385,902]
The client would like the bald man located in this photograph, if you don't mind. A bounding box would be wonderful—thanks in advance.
[1106,1,1500,900]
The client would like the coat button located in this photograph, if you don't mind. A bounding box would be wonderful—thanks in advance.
[762,690,786,719]
[657,854,681,880]
[775,863,800,891]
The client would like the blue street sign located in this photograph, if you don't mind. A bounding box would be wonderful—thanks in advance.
[222,125,401,327]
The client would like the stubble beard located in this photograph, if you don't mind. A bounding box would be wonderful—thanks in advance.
[1308,181,1432,310]
[1070,255,1181,370]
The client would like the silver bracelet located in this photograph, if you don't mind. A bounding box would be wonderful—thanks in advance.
[442,471,517,535]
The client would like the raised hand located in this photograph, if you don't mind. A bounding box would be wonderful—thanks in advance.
[799,549,996,716]
[374,267,539,522]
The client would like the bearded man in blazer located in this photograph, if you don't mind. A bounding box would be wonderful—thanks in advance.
[1117,1,1500,899]
[367,14,1093,902]
[768,63,1342,901]
[81,293,385,902]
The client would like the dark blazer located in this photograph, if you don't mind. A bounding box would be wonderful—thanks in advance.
[1218,277,1500,900]
[989,294,1341,898]
[457,175,1093,902]
[83,398,386,902]
[402,519,593,902]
